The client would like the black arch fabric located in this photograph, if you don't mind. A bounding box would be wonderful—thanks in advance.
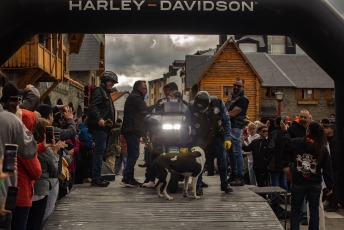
[1,0,344,201]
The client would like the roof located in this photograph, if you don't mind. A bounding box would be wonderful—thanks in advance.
[246,53,334,88]
[194,39,262,87]
[237,35,266,47]
[110,91,129,101]
[69,34,101,71]
[185,54,214,88]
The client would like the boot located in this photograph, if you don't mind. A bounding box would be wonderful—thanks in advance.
[228,173,236,183]
[221,181,233,193]
[196,185,203,196]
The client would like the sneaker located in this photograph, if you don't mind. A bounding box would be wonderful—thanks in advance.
[121,178,141,187]
[91,178,109,187]
[138,163,148,168]
[196,186,203,196]
[300,217,308,225]
[221,181,233,193]
[142,181,155,188]
[230,175,245,186]
[201,181,209,188]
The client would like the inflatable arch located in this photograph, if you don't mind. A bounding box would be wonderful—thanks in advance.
[1,0,344,200]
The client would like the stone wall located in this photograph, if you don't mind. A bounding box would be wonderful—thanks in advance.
[36,82,85,117]
[261,87,335,121]
[70,71,94,86]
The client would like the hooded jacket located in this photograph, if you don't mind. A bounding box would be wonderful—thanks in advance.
[0,104,37,205]
[16,109,42,207]
[283,137,333,190]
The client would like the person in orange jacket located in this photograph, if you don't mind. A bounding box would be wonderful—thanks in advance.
[11,109,43,230]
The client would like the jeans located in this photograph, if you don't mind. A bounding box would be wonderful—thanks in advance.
[229,128,244,176]
[115,153,128,176]
[248,161,256,185]
[27,196,48,230]
[11,206,30,230]
[123,133,140,180]
[270,171,288,200]
[290,183,321,230]
[197,136,228,186]
[92,129,108,179]
[290,162,307,219]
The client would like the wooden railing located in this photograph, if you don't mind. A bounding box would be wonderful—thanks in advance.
[1,42,63,81]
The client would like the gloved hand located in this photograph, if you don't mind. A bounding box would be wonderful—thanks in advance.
[180,148,188,154]
[224,141,232,150]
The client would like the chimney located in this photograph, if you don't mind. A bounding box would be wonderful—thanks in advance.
[219,35,227,45]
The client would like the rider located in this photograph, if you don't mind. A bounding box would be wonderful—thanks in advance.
[87,71,118,187]
[190,91,233,195]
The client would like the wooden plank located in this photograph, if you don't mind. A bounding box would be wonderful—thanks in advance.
[43,176,283,230]
[21,46,26,67]
[25,45,30,67]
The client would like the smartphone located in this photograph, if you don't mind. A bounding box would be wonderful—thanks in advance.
[4,186,18,212]
[45,126,54,144]
[7,96,21,113]
[54,132,61,142]
[3,144,18,173]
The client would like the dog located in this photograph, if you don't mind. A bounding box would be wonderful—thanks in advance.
[151,146,205,200]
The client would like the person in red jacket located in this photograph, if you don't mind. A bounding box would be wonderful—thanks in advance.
[11,109,42,230]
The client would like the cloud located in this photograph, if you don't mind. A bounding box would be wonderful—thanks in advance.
[105,34,218,90]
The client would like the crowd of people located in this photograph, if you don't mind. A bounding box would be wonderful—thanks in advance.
[0,70,342,230]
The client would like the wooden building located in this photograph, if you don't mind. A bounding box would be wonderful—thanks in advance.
[192,38,262,121]
[0,33,105,116]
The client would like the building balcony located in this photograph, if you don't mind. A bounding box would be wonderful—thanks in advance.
[0,34,85,100]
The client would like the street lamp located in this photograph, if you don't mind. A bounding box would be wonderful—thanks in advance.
[275,91,285,117]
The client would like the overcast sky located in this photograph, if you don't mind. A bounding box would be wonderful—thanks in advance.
[105,0,344,91]
[105,34,218,91]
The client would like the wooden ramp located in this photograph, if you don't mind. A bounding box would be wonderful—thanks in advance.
[43,176,284,230]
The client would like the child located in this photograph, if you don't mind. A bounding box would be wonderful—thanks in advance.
[242,125,269,187]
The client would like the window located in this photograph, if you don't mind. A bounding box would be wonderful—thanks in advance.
[264,87,276,98]
[159,93,162,98]
[223,86,231,98]
[239,43,257,53]
[268,44,285,54]
[150,84,153,89]
[159,82,162,88]
[302,89,313,100]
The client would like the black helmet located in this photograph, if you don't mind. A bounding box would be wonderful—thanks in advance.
[194,91,210,112]
[100,71,118,84]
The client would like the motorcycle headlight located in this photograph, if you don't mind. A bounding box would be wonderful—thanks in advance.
[162,124,173,130]
[173,124,181,130]
[162,124,181,130]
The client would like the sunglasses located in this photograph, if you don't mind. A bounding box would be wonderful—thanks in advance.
[233,84,243,88]
[262,130,268,133]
